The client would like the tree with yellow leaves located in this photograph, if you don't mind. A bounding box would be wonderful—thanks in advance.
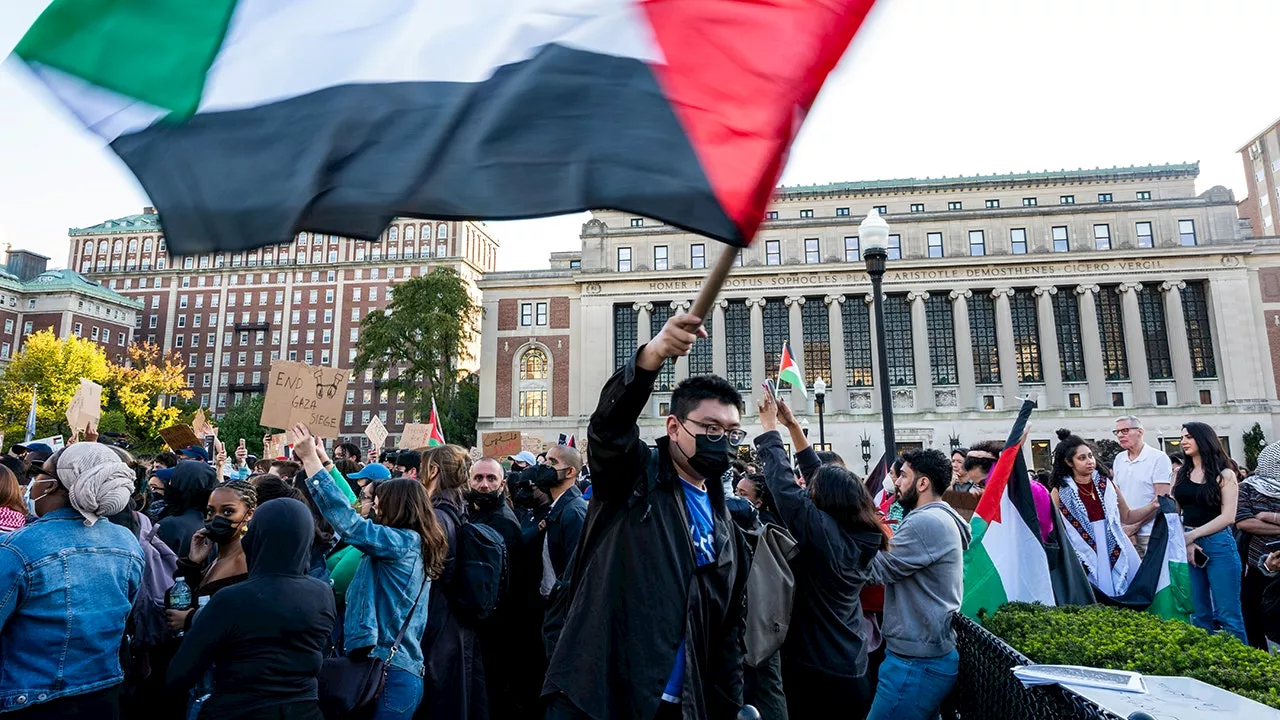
[0,330,111,443]
[106,342,194,451]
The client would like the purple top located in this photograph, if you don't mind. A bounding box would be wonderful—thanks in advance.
[1030,480,1054,543]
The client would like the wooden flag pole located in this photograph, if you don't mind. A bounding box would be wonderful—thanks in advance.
[689,246,741,323]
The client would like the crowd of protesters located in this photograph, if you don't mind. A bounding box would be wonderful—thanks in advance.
[2,310,1280,720]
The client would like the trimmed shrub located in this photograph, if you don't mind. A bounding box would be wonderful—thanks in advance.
[983,602,1280,709]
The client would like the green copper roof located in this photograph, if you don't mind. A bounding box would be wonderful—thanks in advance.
[778,162,1199,197]
[23,269,143,308]
[69,212,161,236]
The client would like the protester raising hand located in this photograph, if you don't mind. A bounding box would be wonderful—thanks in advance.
[234,438,248,468]
[637,311,706,371]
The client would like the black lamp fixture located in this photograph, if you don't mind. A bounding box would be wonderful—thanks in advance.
[860,432,873,474]
[860,209,896,463]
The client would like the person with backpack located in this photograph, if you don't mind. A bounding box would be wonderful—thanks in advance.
[418,445,492,720]
[292,424,447,720]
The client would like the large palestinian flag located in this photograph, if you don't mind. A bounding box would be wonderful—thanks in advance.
[13,0,878,255]
[1094,496,1193,622]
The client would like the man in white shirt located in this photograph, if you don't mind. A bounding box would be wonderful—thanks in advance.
[1111,415,1172,557]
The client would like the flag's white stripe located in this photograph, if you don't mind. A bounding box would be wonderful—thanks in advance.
[198,0,665,115]
[24,63,166,142]
[984,491,1056,604]
[1156,509,1188,592]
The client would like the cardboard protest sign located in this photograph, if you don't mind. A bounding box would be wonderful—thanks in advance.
[159,424,202,451]
[260,359,348,439]
[467,447,482,462]
[399,423,432,450]
[481,431,522,459]
[192,408,216,438]
[265,432,287,459]
[521,434,549,455]
[65,378,102,431]
[365,416,388,449]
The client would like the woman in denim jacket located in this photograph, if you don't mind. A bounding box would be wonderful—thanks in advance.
[291,424,447,720]
[0,443,144,718]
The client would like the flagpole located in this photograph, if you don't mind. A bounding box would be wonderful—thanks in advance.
[689,246,741,325]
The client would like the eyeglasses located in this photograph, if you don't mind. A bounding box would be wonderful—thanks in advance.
[683,419,748,446]
[1113,428,1135,436]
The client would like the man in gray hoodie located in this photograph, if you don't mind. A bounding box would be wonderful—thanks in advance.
[865,448,971,720]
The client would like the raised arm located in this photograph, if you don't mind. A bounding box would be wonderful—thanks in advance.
[755,391,829,546]
[774,395,819,481]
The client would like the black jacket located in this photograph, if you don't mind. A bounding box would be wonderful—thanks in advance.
[167,498,337,720]
[545,485,588,581]
[755,431,882,677]
[542,358,749,720]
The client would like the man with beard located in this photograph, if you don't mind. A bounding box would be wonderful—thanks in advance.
[864,449,971,720]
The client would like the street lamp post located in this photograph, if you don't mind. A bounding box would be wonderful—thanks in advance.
[861,210,896,462]
[813,377,827,449]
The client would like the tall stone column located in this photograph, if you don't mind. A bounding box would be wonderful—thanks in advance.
[1118,283,1151,406]
[1034,286,1063,409]
[786,296,807,393]
[672,300,691,383]
[1161,280,1196,406]
[635,302,653,345]
[992,288,1019,405]
[748,298,766,389]
[908,291,934,411]
[950,290,976,411]
[866,293,882,413]
[711,299,728,379]
[826,295,848,412]
[1075,285,1108,408]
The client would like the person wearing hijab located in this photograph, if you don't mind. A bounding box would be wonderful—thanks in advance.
[168,498,337,720]
[1235,441,1280,649]
[0,443,144,718]
[157,460,217,557]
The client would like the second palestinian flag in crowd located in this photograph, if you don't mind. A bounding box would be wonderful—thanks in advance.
[778,342,808,398]
[14,0,878,254]
[427,399,446,448]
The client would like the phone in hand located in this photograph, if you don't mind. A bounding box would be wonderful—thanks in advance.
[1191,547,1208,568]
[1263,537,1280,552]
[203,434,216,457]
[761,379,777,401]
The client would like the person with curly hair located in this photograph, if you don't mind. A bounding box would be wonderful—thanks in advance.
[167,480,259,634]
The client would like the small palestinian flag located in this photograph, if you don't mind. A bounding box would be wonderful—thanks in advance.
[777,341,807,397]
[427,399,446,448]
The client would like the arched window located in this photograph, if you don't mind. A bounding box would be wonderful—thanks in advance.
[82,243,92,256]
[98,240,108,253]
[143,238,153,252]
[112,240,122,253]
[389,226,398,242]
[520,348,548,379]
[128,239,137,252]
[405,226,415,241]
[437,223,448,239]
[518,347,550,417]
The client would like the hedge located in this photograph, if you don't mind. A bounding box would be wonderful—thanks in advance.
[982,602,1280,710]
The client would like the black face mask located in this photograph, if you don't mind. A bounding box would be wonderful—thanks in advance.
[204,515,242,544]
[530,464,565,491]
[467,489,505,513]
[683,429,734,482]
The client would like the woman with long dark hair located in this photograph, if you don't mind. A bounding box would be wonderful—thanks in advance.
[1050,430,1159,598]
[1174,422,1246,641]
[757,391,886,718]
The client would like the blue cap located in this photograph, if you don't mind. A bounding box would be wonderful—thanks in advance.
[180,445,210,462]
[154,466,176,482]
[16,442,54,454]
[348,463,391,481]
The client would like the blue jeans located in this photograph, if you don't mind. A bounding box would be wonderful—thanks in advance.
[372,668,423,720]
[1188,527,1247,642]
[866,649,959,720]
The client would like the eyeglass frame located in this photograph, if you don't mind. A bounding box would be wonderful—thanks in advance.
[680,418,748,447]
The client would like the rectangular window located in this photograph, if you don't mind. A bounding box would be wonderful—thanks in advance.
[836,207,850,217]
[925,296,958,385]
[844,236,860,262]
[1135,221,1154,248]
[1010,228,1028,254]
[948,201,962,211]
[1137,191,1151,201]
[1010,290,1042,382]
[177,316,186,328]
[1138,288,1172,379]
[927,232,944,258]
[535,302,548,326]
[762,299,790,388]
[883,295,914,386]
[630,218,643,227]
[1155,391,1168,406]
[305,350,313,364]
[910,203,924,213]
[765,211,778,220]
[149,316,158,329]
[653,245,668,270]
[1022,197,1037,207]
[649,304,676,391]
[520,303,533,326]
[617,247,632,272]
[765,240,781,266]
[518,390,549,417]
[1199,389,1212,405]
[968,230,985,257]
[1112,392,1125,408]
[725,300,752,389]
[801,300,831,389]
[800,209,813,218]
[1052,226,1069,252]
[1181,281,1216,378]
[613,304,637,371]
[1093,224,1112,250]
[689,311,714,377]
[873,205,887,215]
[690,244,705,269]
[179,295,188,308]
[1060,195,1075,205]
[969,294,1000,384]
[1096,286,1129,380]
[1098,193,1113,203]
[887,234,902,260]
[804,238,820,264]
[1178,219,1197,246]
[325,289,334,302]
[985,199,1000,209]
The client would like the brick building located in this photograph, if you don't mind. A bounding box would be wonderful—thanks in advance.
[1240,117,1280,238]
[71,210,498,446]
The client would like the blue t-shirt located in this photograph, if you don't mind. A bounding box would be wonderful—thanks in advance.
[663,479,717,702]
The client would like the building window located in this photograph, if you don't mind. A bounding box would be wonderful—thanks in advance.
[910,203,924,213]
[969,294,1000,384]
[927,232,944,258]
[520,303,534,328]
[1137,288,1172,379]
[1135,221,1154,248]
[968,230,985,257]
[1010,228,1028,254]
[613,304,637,370]
[762,299,790,386]
[725,300,751,389]
[1112,392,1125,407]
[1098,193,1113,203]
[518,390,548,418]
[801,300,830,388]
[985,199,1000,209]
[1178,219,1197,246]
[873,205,887,216]
[1010,290,1043,382]
[535,302,548,326]
[1060,195,1075,205]
[844,236,860,262]
[804,238,820,264]
[690,244,705,269]
[1153,390,1168,406]
[654,245,668,270]
[883,295,914,386]
[948,201,962,211]
[836,207,850,217]
[689,313,714,377]
[887,234,902,260]
[650,304,676,391]
[800,209,813,218]
[765,240,781,266]
[983,395,997,410]
[765,211,778,220]
[1181,281,1216,378]
[519,347,548,380]
[925,295,958,385]
[1093,224,1111,250]
[628,217,643,228]
[1096,286,1129,380]
[842,301,873,387]
[1052,226,1069,252]
[1199,389,1212,405]
[1137,191,1151,201]
[617,247,632,272]
[1022,197,1038,207]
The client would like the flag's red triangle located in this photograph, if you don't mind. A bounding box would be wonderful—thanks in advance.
[640,0,878,242]
[974,444,1022,525]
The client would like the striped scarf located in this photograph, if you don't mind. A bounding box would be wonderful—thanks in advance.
[1060,472,1122,570]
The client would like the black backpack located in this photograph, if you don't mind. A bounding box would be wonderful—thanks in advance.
[440,504,508,623]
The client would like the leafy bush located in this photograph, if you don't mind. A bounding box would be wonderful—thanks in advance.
[983,603,1280,709]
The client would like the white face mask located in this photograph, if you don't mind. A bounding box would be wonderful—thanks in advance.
[882,476,896,496]
[24,479,55,517]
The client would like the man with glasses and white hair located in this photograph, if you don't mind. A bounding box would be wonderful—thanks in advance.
[1112,415,1172,557]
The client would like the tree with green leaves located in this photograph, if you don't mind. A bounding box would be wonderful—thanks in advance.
[216,394,267,458]
[353,267,481,438]
[105,342,193,452]
[0,330,112,443]
[1244,422,1267,472]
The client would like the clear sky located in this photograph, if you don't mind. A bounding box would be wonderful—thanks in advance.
[1,0,1276,272]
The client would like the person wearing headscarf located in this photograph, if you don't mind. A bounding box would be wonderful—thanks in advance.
[168,498,337,720]
[1235,441,1280,649]
[0,443,144,717]
[157,460,217,557]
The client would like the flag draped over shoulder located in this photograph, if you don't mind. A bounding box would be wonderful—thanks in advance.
[14,0,878,255]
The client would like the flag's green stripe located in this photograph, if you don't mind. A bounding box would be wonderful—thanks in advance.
[961,517,1008,619]
[779,367,804,385]
[1148,563,1193,622]
[15,0,238,118]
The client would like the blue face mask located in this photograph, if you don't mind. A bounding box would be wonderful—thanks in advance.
[23,479,55,518]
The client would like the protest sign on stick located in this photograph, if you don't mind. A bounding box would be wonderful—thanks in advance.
[65,378,102,431]
[365,415,388,449]
[260,359,347,439]
[159,424,202,451]
[399,423,431,450]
